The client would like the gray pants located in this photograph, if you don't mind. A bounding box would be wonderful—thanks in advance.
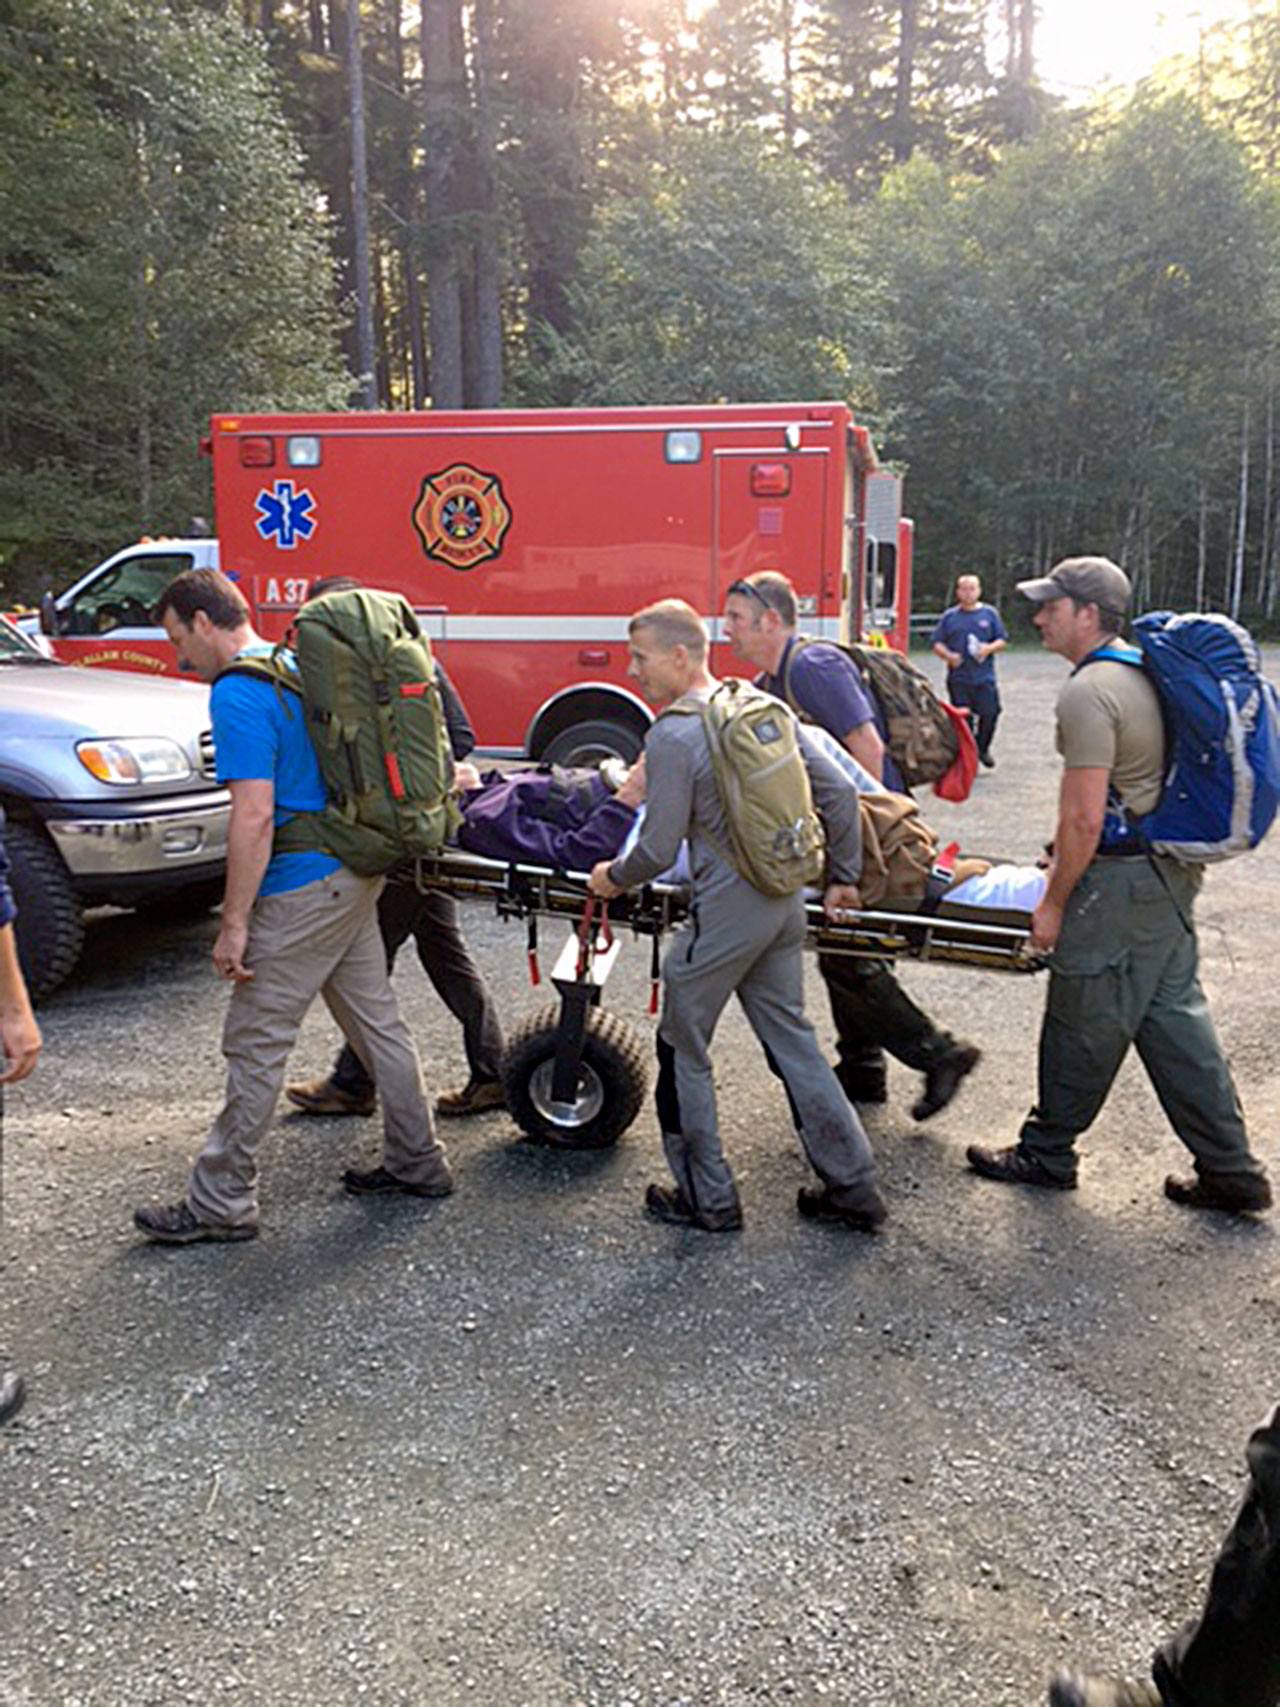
[1019,856,1266,1185]
[655,878,879,1217]
[330,881,504,1098]
[188,868,448,1230]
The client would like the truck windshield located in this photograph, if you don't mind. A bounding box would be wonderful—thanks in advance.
[0,618,57,663]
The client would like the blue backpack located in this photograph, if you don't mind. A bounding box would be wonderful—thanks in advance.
[1087,612,1280,864]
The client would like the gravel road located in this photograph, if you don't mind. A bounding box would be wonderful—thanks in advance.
[2,647,1277,1707]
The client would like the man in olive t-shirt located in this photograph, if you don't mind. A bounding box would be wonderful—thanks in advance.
[966,556,1270,1214]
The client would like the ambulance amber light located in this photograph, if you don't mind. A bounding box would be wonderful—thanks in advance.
[239,437,275,468]
[287,436,321,468]
[751,463,791,497]
[665,431,701,464]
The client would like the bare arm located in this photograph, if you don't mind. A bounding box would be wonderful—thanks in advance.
[1030,767,1109,952]
[215,779,276,981]
[0,924,40,1082]
[977,637,1007,661]
[933,640,962,668]
[843,720,885,782]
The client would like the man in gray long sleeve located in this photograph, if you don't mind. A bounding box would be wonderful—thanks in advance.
[588,599,887,1235]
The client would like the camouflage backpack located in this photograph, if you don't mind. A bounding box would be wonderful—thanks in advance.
[662,679,825,897]
[783,636,958,788]
[219,588,458,876]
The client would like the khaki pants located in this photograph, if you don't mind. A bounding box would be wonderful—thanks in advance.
[187,867,447,1230]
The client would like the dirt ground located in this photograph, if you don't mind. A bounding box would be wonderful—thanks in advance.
[2,647,1278,1706]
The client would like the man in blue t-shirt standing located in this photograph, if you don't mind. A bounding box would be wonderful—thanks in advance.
[931,574,1007,769]
[134,570,452,1245]
[723,572,980,1123]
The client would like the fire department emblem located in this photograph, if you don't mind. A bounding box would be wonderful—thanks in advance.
[412,464,511,570]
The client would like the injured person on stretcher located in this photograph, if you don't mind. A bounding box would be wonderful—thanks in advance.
[449,726,1049,918]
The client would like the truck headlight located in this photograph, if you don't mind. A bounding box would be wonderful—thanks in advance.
[76,738,193,786]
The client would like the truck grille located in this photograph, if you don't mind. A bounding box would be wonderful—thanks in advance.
[199,731,217,780]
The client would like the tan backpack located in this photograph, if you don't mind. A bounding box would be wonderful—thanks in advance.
[662,679,825,897]
[857,792,989,908]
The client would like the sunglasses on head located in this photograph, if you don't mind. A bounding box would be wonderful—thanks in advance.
[726,579,771,611]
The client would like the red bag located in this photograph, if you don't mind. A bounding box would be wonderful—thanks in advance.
[932,701,978,803]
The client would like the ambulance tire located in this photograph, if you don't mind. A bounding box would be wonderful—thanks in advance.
[7,823,85,1004]
[541,718,643,771]
[502,1005,648,1149]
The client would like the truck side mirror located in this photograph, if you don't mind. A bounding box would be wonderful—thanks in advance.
[38,591,59,637]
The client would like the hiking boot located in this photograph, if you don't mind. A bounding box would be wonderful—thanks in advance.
[1165,1170,1272,1215]
[1048,1671,1162,1707]
[796,1183,888,1233]
[285,1076,376,1118]
[966,1144,1077,1190]
[0,1371,26,1427]
[644,1182,743,1232]
[435,1078,506,1119]
[342,1164,455,1200]
[133,1201,259,1244]
[911,1043,982,1122]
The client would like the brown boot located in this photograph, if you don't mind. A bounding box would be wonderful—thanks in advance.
[435,1078,506,1118]
[285,1076,376,1118]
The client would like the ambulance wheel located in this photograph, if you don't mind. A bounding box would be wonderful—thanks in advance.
[7,822,85,1003]
[502,1006,649,1149]
[541,718,643,770]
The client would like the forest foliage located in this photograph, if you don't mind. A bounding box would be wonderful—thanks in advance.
[2,0,1279,621]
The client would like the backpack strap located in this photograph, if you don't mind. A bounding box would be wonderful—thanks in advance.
[1068,640,1160,861]
[213,653,329,859]
[1072,640,1143,675]
[778,636,809,718]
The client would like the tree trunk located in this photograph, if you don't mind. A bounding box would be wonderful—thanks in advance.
[422,0,465,408]
[1017,0,1035,81]
[781,0,795,149]
[1196,482,1208,611]
[308,0,326,51]
[892,0,918,164]
[468,0,503,406]
[345,0,377,407]
[1231,399,1249,620]
[1257,377,1274,610]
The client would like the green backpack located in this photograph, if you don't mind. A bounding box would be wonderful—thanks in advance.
[782,636,958,788]
[220,588,459,876]
[663,678,825,897]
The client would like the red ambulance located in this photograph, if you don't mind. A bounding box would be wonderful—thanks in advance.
[37,401,912,763]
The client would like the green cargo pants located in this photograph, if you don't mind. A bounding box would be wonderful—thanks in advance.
[1018,855,1266,1185]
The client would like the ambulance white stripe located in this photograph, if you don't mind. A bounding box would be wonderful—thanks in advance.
[412,614,844,643]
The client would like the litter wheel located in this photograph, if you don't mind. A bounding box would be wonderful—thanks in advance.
[501,1005,649,1149]
[7,822,85,1003]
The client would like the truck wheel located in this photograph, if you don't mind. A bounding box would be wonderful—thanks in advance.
[6,823,85,1003]
[541,718,644,770]
[502,1005,649,1149]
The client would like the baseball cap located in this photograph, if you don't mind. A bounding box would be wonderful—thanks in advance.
[1016,556,1131,615]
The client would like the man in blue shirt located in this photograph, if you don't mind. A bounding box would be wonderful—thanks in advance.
[723,572,980,1123]
[0,809,42,1423]
[931,575,1008,768]
[134,570,452,1245]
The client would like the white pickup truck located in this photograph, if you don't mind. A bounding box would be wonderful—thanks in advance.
[0,614,229,1000]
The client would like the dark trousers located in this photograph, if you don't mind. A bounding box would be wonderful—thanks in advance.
[1153,1406,1280,1707]
[817,952,958,1094]
[331,881,504,1098]
[947,676,1000,759]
